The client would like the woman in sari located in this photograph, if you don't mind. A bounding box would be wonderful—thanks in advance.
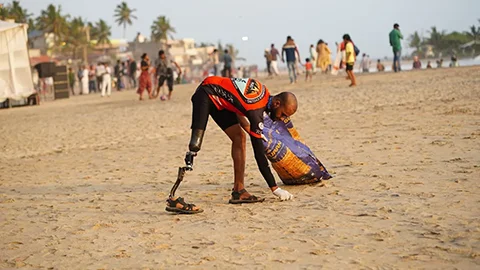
[137,53,153,100]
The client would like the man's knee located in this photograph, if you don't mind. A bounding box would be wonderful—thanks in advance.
[230,128,246,145]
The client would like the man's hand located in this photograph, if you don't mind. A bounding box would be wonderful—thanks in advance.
[273,188,294,201]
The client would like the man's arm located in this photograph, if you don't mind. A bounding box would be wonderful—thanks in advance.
[250,135,277,189]
[281,47,285,62]
[295,46,301,63]
[172,61,182,75]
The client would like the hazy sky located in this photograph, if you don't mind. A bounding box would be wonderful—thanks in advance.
[16,0,480,65]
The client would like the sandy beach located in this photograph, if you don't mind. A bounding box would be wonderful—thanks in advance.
[1,67,479,269]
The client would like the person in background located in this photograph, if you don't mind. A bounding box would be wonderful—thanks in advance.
[81,65,89,95]
[309,44,317,73]
[376,59,385,72]
[96,62,105,92]
[264,48,273,78]
[210,49,221,76]
[389,23,403,72]
[412,56,422,69]
[101,62,112,97]
[436,59,443,68]
[137,53,153,100]
[88,65,97,93]
[155,50,181,100]
[360,53,371,72]
[282,36,301,84]
[343,34,357,87]
[129,58,138,88]
[450,54,458,67]
[426,61,432,69]
[270,44,280,76]
[68,67,75,95]
[304,58,313,82]
[223,49,233,78]
[114,60,123,91]
[316,39,331,74]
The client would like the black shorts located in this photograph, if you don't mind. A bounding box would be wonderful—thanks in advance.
[158,75,174,91]
[190,86,238,131]
[346,63,354,71]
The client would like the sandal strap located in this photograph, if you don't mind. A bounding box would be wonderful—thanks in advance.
[167,197,197,211]
[231,189,248,200]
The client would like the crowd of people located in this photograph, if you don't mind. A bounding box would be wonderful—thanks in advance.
[68,58,138,97]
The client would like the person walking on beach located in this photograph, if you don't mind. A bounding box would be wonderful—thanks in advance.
[389,23,403,72]
[309,44,317,73]
[68,67,75,95]
[81,65,89,95]
[316,39,331,73]
[100,62,112,97]
[360,53,371,72]
[343,34,357,87]
[210,49,221,76]
[137,53,153,100]
[264,48,273,77]
[304,58,313,82]
[154,50,181,100]
[166,76,296,214]
[282,36,301,84]
[88,65,96,93]
[223,49,233,78]
[129,58,138,88]
[270,44,280,76]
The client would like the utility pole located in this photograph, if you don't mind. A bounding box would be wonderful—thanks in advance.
[83,26,90,65]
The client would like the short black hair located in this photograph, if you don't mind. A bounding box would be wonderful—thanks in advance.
[394,23,399,28]
[305,58,310,62]
[343,34,351,41]
[141,53,147,59]
[224,49,228,53]
[158,50,165,56]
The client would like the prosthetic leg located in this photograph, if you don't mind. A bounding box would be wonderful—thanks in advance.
[165,130,205,214]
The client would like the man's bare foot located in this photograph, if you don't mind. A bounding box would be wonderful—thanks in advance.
[349,84,357,87]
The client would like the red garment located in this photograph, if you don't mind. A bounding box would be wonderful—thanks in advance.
[137,70,152,95]
[201,76,270,138]
[305,62,313,70]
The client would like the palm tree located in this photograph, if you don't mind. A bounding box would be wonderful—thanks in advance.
[36,4,69,47]
[408,31,423,55]
[465,25,479,42]
[150,15,176,43]
[427,26,446,53]
[8,1,30,23]
[92,19,112,46]
[63,17,88,58]
[114,2,137,39]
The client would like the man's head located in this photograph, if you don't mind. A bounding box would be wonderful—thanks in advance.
[287,36,292,41]
[224,49,228,54]
[159,50,166,59]
[343,34,351,42]
[141,53,147,60]
[394,23,399,29]
[271,43,275,48]
[117,60,120,64]
[270,92,298,120]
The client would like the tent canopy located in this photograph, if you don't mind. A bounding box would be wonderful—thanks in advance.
[0,20,35,103]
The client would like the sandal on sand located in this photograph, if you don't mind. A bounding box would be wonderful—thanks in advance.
[165,197,204,214]
[229,189,265,204]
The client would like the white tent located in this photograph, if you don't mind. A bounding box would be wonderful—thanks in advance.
[0,20,34,103]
